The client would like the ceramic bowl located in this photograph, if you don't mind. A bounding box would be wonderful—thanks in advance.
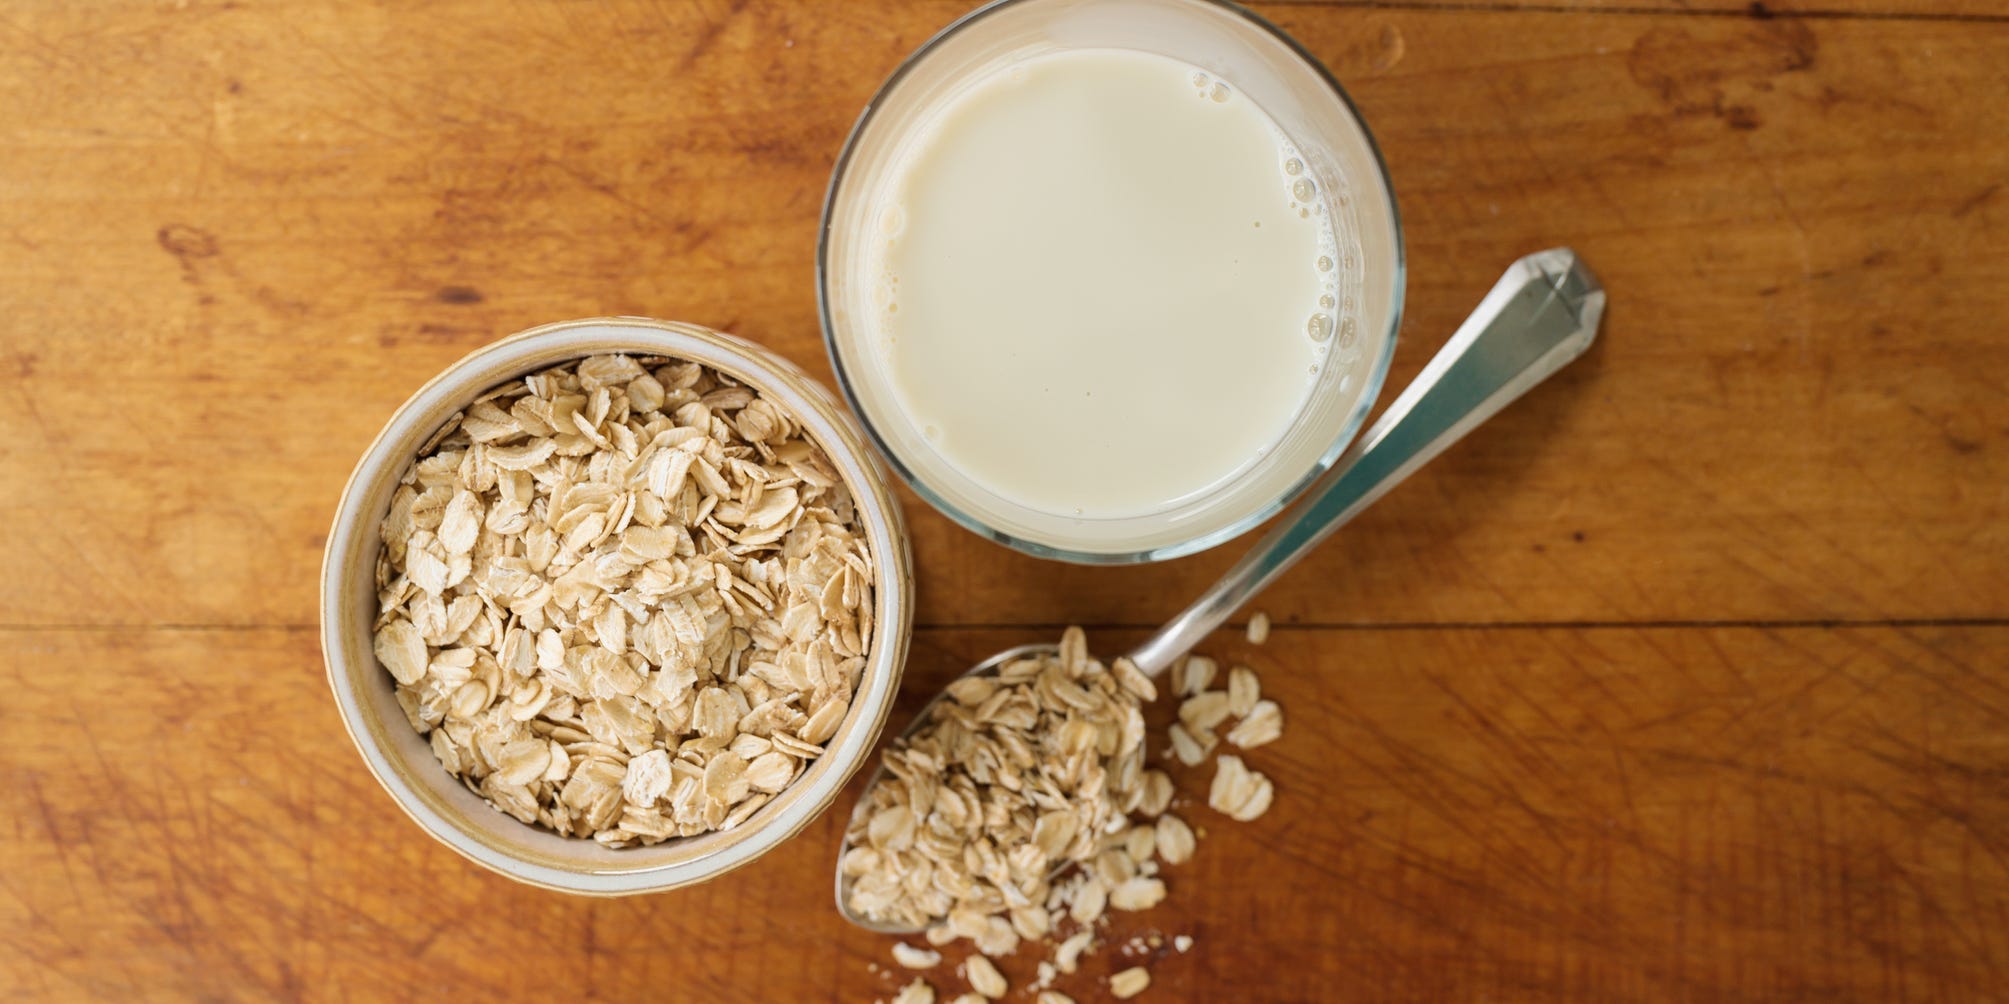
[321,317,913,895]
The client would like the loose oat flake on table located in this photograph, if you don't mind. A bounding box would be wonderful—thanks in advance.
[847,627,1284,1000]
[372,353,874,846]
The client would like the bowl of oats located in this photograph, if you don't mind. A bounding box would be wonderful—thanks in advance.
[321,317,912,894]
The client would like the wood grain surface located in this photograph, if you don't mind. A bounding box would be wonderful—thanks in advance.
[2,0,2004,1001]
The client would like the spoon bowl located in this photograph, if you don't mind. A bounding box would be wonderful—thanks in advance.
[834,642,1058,935]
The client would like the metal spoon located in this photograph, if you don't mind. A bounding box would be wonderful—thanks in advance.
[836,248,1606,931]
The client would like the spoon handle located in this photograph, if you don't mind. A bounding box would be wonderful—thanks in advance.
[1127,248,1607,675]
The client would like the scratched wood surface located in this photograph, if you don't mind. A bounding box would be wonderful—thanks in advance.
[1,0,2004,1001]
[7,626,2008,1001]
[1270,0,2008,15]
[2,1,2004,631]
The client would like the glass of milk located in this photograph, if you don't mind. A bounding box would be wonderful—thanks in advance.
[820,0,1404,563]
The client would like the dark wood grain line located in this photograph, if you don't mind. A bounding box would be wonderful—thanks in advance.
[898,618,2009,633]
[1260,0,2009,23]
[2,617,2005,633]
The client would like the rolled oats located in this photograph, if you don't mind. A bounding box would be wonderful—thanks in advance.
[1123,823,1156,864]
[1179,691,1232,732]
[1226,666,1260,718]
[372,354,873,845]
[1171,654,1216,698]
[964,954,1008,999]
[1208,754,1275,822]
[1168,722,1214,766]
[1109,877,1166,912]
[1246,611,1270,645]
[1110,966,1152,999]
[1226,700,1283,750]
[1153,813,1195,865]
[1054,930,1094,974]
[1138,770,1174,817]
[1068,874,1108,925]
[892,943,941,970]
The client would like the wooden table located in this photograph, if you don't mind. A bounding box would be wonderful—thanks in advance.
[3,0,2004,1000]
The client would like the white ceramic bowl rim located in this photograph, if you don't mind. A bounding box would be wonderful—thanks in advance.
[321,318,911,895]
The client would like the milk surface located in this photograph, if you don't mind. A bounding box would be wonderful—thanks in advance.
[871,49,1338,519]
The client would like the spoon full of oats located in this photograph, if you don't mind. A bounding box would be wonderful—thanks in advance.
[837,249,1605,935]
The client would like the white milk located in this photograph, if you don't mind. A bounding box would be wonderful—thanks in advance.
[869,49,1340,519]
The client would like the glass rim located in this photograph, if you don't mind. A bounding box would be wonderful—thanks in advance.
[816,0,1407,565]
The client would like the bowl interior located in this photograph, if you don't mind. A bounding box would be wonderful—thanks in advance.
[819,0,1405,563]
[321,318,911,895]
